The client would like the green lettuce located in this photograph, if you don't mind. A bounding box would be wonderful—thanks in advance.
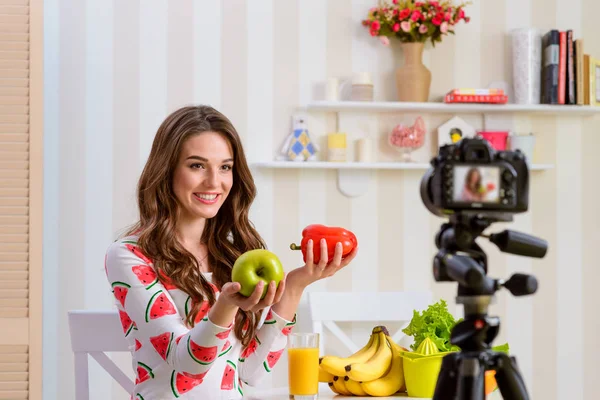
[402,299,462,352]
[402,299,512,354]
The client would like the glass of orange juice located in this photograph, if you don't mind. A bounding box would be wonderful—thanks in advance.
[288,332,320,399]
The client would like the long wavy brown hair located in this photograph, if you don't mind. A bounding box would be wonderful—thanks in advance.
[124,105,266,346]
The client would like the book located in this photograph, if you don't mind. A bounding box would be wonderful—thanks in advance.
[558,31,566,104]
[444,94,508,104]
[575,39,584,105]
[447,88,505,96]
[566,30,575,104]
[542,30,559,104]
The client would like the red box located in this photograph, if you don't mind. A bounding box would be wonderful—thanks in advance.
[477,131,508,151]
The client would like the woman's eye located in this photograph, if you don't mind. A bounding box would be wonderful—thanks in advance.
[190,163,204,169]
[222,164,233,171]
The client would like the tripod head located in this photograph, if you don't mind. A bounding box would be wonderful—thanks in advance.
[433,210,547,355]
[434,210,547,300]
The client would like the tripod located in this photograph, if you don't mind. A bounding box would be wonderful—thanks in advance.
[430,211,547,400]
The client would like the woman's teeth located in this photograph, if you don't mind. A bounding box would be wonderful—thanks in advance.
[195,193,217,201]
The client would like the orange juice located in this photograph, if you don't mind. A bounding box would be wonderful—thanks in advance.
[288,347,319,395]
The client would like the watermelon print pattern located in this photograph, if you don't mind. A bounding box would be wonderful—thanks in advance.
[187,336,218,365]
[184,296,210,325]
[150,332,173,361]
[144,290,177,323]
[123,241,153,265]
[221,360,236,390]
[238,336,260,362]
[135,362,154,385]
[170,370,204,398]
[119,309,137,337]
[112,281,130,307]
[263,349,284,372]
[263,309,276,325]
[219,340,232,357]
[132,265,159,290]
[104,235,297,398]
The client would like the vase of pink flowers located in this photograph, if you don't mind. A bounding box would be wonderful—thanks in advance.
[363,0,471,102]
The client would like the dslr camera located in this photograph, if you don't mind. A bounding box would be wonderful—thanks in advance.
[420,137,529,217]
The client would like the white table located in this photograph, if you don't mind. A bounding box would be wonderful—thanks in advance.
[245,382,504,399]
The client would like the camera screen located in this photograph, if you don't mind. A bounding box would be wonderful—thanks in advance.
[453,165,500,203]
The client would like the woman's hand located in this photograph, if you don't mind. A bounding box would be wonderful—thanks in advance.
[287,238,358,291]
[218,276,287,313]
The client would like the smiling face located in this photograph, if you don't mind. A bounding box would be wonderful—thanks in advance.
[172,131,234,222]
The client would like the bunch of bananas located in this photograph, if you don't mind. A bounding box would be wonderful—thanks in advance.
[318,325,407,397]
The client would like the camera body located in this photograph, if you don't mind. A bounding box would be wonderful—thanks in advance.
[421,137,529,216]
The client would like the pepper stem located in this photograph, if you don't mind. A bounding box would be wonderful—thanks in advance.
[289,243,301,250]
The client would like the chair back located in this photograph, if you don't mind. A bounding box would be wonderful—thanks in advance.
[67,310,134,400]
[307,290,433,354]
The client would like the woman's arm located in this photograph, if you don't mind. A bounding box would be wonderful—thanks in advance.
[105,239,232,378]
[238,238,358,386]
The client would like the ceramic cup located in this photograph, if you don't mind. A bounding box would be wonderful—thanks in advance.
[508,133,536,164]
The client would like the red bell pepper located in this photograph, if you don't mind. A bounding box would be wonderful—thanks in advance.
[290,224,358,264]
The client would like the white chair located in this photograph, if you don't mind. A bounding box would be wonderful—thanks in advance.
[67,310,134,400]
[307,291,433,355]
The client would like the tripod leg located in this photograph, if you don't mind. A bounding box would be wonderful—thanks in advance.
[433,352,459,400]
[494,353,530,400]
[456,355,485,400]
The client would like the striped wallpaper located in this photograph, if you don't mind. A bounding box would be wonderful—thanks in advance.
[42,0,600,399]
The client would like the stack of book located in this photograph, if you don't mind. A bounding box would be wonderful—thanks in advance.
[542,29,594,105]
[444,88,508,104]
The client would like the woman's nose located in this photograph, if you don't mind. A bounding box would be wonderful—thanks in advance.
[204,169,219,187]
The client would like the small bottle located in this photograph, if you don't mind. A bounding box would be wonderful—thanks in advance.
[327,133,347,162]
[350,72,374,102]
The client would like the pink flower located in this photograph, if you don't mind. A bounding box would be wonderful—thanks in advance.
[393,23,400,32]
[392,0,398,4]
[401,21,411,32]
[459,8,465,19]
[371,20,380,31]
[440,21,449,33]
[419,24,428,34]
[411,10,422,22]
[432,13,443,26]
[380,36,390,46]
[445,12,452,21]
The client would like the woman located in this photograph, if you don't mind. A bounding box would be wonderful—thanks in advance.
[105,105,357,399]
[460,167,485,202]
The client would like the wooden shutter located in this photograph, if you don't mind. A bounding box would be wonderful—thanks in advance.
[0,0,42,399]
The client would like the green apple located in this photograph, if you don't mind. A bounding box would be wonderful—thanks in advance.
[232,249,285,299]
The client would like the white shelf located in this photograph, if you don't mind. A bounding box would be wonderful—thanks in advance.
[252,161,553,198]
[305,100,600,115]
[252,161,554,171]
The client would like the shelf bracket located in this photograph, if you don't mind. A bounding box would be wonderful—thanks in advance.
[336,169,372,198]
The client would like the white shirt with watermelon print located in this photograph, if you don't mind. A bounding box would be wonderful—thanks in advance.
[104,236,297,400]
